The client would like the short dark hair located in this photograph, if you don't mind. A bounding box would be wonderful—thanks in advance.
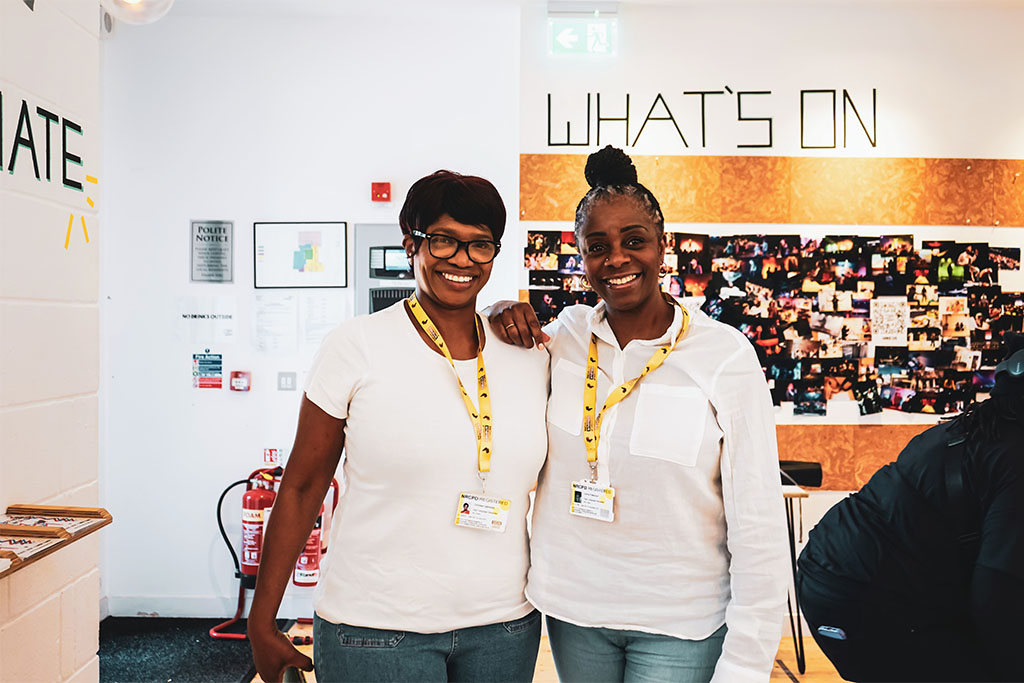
[399,170,506,243]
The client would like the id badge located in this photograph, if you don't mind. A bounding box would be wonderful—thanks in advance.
[570,480,616,522]
[454,492,511,533]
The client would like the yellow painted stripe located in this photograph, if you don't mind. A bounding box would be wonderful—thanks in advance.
[81,216,90,244]
[86,196,95,208]
[85,175,98,184]
[65,213,74,250]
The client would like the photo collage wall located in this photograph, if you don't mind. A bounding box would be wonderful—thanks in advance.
[524,230,1023,416]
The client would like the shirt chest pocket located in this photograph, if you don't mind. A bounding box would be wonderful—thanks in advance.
[547,359,586,436]
[629,384,708,467]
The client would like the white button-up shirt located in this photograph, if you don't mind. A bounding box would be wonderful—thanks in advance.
[527,300,789,683]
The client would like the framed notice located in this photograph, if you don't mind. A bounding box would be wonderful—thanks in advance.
[254,222,348,289]
[191,220,233,282]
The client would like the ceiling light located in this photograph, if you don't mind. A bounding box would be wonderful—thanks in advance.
[99,0,174,25]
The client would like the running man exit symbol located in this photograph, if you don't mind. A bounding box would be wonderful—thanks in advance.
[548,17,617,55]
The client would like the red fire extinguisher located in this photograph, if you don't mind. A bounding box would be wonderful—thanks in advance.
[293,480,339,587]
[292,505,323,586]
[212,468,340,641]
[240,474,276,576]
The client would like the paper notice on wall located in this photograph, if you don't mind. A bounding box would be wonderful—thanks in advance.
[177,297,237,344]
[253,294,299,353]
[192,350,223,388]
[870,296,910,346]
[300,292,348,351]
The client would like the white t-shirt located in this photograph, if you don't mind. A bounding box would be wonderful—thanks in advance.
[305,301,549,632]
[527,301,788,683]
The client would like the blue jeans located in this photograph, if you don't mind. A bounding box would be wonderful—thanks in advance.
[546,616,727,683]
[313,610,541,682]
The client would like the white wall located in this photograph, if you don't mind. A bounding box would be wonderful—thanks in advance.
[524,1,1024,157]
[0,0,103,680]
[101,0,523,617]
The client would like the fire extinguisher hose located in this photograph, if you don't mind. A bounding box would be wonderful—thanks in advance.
[210,467,310,642]
[216,478,251,577]
[210,477,252,641]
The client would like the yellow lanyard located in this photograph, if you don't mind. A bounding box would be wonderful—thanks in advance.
[407,295,494,484]
[583,297,690,481]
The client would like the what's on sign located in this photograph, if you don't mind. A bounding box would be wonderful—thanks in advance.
[548,16,618,55]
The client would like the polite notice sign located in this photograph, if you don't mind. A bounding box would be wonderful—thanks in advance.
[191,220,233,282]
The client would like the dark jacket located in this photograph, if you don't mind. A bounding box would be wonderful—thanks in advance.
[798,417,1024,678]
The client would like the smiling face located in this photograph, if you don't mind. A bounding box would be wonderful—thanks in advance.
[578,196,666,314]
[403,213,494,311]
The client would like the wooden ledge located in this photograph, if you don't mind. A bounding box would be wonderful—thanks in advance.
[0,505,113,580]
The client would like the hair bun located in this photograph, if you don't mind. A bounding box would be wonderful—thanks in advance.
[584,145,638,188]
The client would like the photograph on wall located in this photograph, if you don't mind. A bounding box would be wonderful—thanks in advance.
[523,229,1024,416]
[530,290,563,325]
[990,246,1021,271]
[673,233,711,275]
[254,221,348,289]
[853,380,883,415]
[558,254,584,274]
[793,379,827,416]
[559,231,579,254]
[529,271,563,289]
[525,231,561,270]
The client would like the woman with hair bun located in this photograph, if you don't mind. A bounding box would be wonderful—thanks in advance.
[489,146,788,682]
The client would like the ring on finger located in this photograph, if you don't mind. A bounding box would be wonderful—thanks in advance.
[504,322,517,330]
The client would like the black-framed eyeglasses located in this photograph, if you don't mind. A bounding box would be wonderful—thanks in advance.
[411,230,501,264]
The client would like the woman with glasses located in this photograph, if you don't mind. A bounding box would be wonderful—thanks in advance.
[488,146,788,683]
[250,170,548,682]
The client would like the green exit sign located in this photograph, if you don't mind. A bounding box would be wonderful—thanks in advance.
[548,17,618,56]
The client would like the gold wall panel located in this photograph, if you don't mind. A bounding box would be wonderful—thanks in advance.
[993,159,1024,226]
[520,153,1024,226]
[789,157,927,226]
[720,156,791,224]
[776,424,932,491]
[519,154,588,222]
[633,156,722,224]
[924,158,994,226]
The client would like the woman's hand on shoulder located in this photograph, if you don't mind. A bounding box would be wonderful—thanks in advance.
[485,300,550,349]
[249,623,313,683]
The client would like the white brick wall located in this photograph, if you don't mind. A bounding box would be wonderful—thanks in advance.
[0,0,102,681]
[0,595,62,683]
